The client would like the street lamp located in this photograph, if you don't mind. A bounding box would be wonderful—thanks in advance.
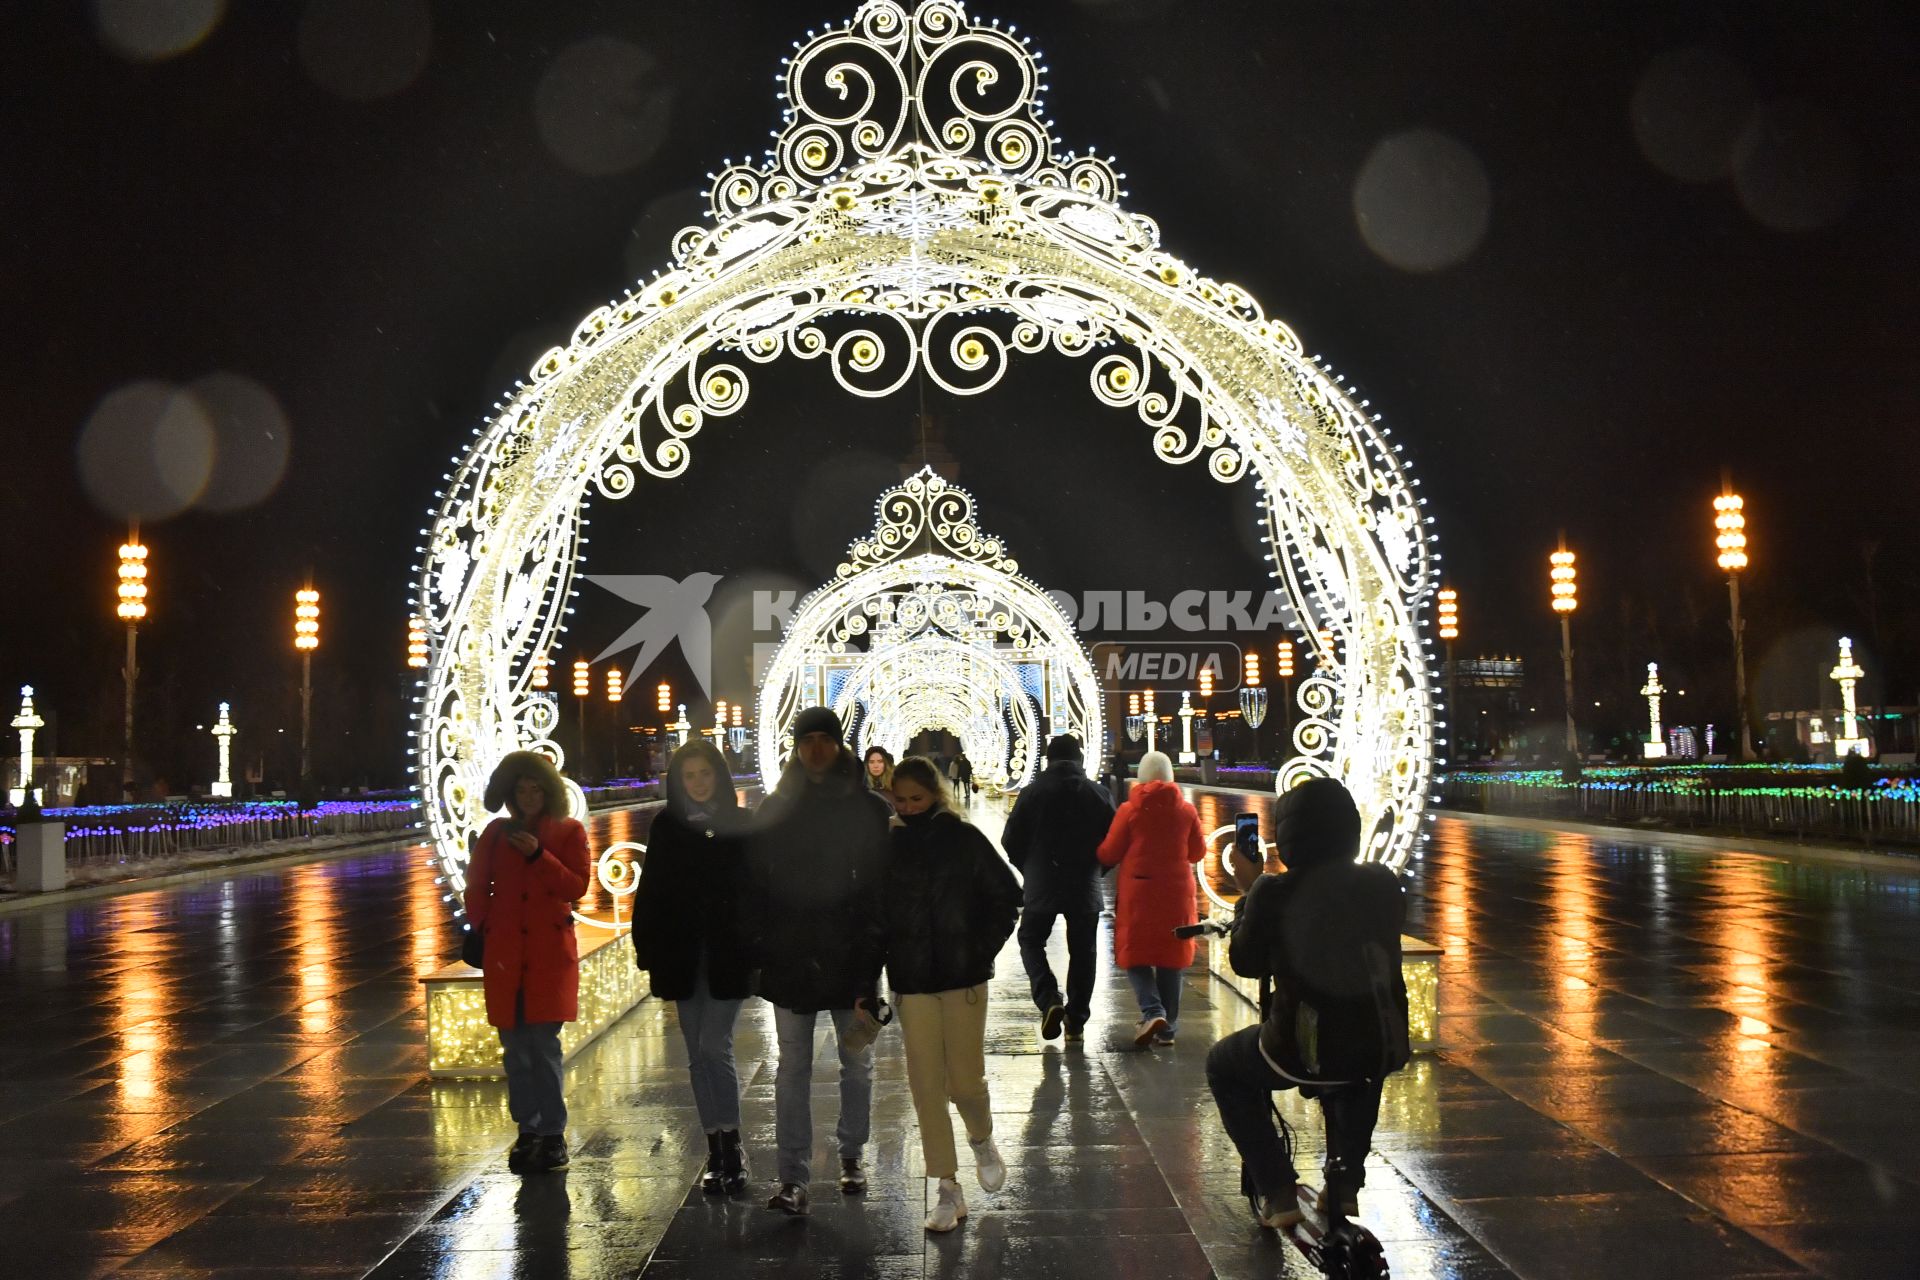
[531,652,550,690]
[1197,666,1213,760]
[1714,485,1754,762]
[572,659,590,771]
[293,585,320,781]
[1239,650,1267,763]
[1142,688,1157,753]
[116,531,148,797]
[406,617,428,669]
[1549,541,1578,759]
[210,701,237,797]
[1125,691,1144,743]
[656,681,672,715]
[1177,690,1197,764]
[714,699,729,744]
[1640,663,1667,760]
[1830,637,1869,759]
[1437,589,1459,762]
[673,703,692,749]
[11,685,44,806]
[1275,636,1294,754]
[605,668,623,702]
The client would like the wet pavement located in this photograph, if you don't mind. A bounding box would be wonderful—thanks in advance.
[0,794,1915,1278]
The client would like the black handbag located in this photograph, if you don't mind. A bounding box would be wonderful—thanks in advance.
[461,923,484,969]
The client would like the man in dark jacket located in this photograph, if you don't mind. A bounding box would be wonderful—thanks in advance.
[1001,734,1115,1041]
[743,706,892,1217]
[1205,777,1409,1230]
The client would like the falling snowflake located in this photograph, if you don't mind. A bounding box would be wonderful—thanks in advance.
[1257,395,1309,456]
[850,190,974,244]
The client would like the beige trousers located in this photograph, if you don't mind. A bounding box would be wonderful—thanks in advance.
[896,984,994,1179]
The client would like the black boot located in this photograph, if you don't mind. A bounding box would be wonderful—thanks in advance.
[718,1129,749,1196]
[700,1131,725,1195]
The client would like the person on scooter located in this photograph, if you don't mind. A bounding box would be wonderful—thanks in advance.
[1205,777,1410,1228]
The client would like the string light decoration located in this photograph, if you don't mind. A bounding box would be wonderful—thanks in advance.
[755,470,1100,792]
[407,617,429,669]
[410,1,1439,904]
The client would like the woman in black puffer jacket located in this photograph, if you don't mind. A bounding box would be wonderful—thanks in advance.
[632,740,752,1196]
[882,757,1023,1233]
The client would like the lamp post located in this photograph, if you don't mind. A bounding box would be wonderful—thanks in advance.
[406,617,428,670]
[116,531,148,797]
[1437,589,1458,762]
[1239,650,1266,764]
[1177,690,1196,764]
[714,699,729,745]
[1198,666,1213,758]
[730,702,745,755]
[1550,541,1579,758]
[673,703,692,749]
[1275,637,1295,755]
[293,586,320,781]
[1142,688,1157,753]
[1640,663,1668,760]
[210,702,237,797]
[1714,485,1754,762]
[531,652,550,691]
[1830,637,1868,759]
[605,667,624,776]
[1125,691,1143,744]
[572,659,591,773]
[11,685,44,806]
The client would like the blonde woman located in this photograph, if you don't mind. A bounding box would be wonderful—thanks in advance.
[881,757,1023,1232]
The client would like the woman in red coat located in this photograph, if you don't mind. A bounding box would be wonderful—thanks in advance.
[1097,750,1206,1048]
[464,750,591,1174]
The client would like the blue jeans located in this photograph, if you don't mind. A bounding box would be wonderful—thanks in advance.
[675,971,743,1133]
[1125,965,1185,1034]
[773,1005,873,1185]
[1206,1023,1383,1201]
[499,1018,566,1137]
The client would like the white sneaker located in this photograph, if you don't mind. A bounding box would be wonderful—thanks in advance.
[1134,1015,1169,1047]
[970,1136,1006,1193]
[925,1177,968,1233]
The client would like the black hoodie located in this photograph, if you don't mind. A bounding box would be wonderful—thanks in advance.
[631,746,750,1001]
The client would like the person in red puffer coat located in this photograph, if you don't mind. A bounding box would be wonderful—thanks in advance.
[1097,750,1206,1048]
[465,749,591,1174]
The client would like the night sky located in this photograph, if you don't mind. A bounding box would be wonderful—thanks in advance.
[4,0,1915,783]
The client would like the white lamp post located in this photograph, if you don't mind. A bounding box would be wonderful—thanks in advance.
[1143,689,1157,754]
[1177,690,1197,764]
[1639,663,1667,760]
[673,703,692,749]
[11,685,44,805]
[1830,637,1869,759]
[210,702,236,798]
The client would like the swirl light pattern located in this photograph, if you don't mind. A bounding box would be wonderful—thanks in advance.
[413,1,1440,916]
[755,468,1100,791]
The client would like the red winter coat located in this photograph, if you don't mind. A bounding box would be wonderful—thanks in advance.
[465,814,592,1028]
[1097,780,1207,969]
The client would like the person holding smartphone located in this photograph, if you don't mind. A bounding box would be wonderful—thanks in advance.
[465,750,592,1175]
[1096,750,1206,1047]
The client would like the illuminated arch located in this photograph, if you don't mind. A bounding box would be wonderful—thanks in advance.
[412,1,1440,916]
[754,467,1101,791]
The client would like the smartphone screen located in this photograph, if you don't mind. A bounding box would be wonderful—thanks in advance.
[1233,812,1261,862]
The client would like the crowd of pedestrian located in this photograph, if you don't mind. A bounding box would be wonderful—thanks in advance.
[464,709,1408,1237]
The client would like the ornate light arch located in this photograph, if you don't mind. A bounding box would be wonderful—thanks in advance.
[754,467,1101,791]
[412,0,1440,915]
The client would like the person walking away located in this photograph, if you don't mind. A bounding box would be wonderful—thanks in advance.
[881,757,1024,1233]
[743,706,892,1217]
[1205,777,1409,1228]
[464,750,591,1174]
[951,750,974,800]
[863,745,898,812]
[632,739,752,1196]
[1001,735,1115,1042]
[1097,750,1206,1047]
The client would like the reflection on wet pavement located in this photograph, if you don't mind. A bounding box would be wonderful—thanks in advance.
[0,796,1914,1277]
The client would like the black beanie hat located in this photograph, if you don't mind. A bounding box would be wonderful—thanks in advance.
[791,706,844,743]
[1045,734,1083,762]
[1274,776,1361,872]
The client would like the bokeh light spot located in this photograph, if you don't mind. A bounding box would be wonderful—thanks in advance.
[534,37,674,178]
[297,0,432,103]
[189,372,292,512]
[1733,99,1859,232]
[1352,128,1491,273]
[91,0,224,63]
[78,381,215,521]
[1631,47,1757,182]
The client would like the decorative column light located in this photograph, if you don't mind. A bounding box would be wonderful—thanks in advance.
[1142,688,1158,753]
[11,685,44,806]
[1437,588,1459,762]
[293,586,320,781]
[673,703,692,749]
[1197,667,1213,758]
[605,667,623,702]
[406,617,429,669]
[714,699,729,742]
[1125,691,1144,743]
[1830,637,1869,759]
[210,702,237,798]
[1275,637,1295,751]
[1714,484,1754,762]
[1177,690,1197,764]
[1239,650,1267,763]
[572,659,590,771]
[1640,663,1668,760]
[116,530,148,797]
[730,701,745,753]
[1549,540,1579,758]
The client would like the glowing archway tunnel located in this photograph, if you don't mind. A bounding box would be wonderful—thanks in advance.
[412,0,1441,918]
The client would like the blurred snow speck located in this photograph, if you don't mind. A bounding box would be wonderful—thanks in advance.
[78,382,215,521]
[1352,128,1491,273]
[535,37,674,178]
[1733,100,1859,233]
[189,373,293,512]
[298,0,432,102]
[1631,47,1757,183]
[91,0,224,63]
